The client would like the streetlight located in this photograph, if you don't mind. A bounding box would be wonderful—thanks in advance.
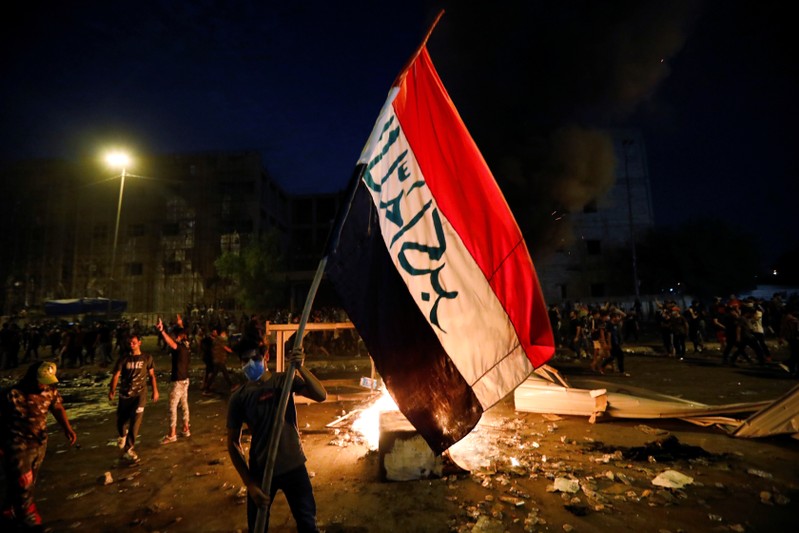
[622,139,641,302]
[105,151,131,315]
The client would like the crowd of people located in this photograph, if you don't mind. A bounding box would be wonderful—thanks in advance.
[1,311,328,532]
[547,293,799,377]
[0,305,360,374]
[0,319,136,371]
[2,295,798,530]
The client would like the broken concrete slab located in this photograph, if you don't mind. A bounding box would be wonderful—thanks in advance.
[378,410,443,481]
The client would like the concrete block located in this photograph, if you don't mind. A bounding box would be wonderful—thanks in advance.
[378,410,443,481]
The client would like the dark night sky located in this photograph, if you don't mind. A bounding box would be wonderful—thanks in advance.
[1,1,796,266]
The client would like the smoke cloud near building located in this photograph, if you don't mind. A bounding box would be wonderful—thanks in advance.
[426,1,702,256]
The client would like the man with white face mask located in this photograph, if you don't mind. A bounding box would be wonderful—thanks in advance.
[227,346,327,532]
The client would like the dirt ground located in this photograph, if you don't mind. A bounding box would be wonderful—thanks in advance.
[2,335,798,533]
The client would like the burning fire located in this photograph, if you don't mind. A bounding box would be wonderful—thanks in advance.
[347,387,505,474]
[352,388,398,450]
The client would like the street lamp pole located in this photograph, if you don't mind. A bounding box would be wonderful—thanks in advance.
[105,151,131,316]
[623,139,641,301]
[109,166,127,306]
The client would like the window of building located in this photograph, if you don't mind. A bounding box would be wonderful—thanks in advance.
[586,239,601,255]
[219,181,255,195]
[164,261,182,275]
[221,233,240,254]
[293,199,313,223]
[128,224,146,237]
[557,283,567,300]
[293,228,314,252]
[93,224,108,240]
[316,198,337,223]
[30,227,43,244]
[590,283,606,298]
[127,262,143,276]
[163,222,180,236]
[236,218,253,233]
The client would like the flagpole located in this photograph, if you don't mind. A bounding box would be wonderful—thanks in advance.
[391,9,445,87]
[254,164,366,531]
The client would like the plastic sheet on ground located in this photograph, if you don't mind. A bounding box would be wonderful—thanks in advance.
[515,365,796,437]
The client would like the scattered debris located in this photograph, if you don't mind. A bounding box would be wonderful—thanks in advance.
[514,371,775,434]
[550,478,580,493]
[732,382,799,438]
[66,488,95,500]
[651,470,694,489]
[624,435,711,462]
[470,515,504,532]
[326,408,364,428]
[635,424,669,436]
[564,502,589,516]
[746,468,773,479]
[146,502,169,514]
[499,496,525,507]
[585,435,714,463]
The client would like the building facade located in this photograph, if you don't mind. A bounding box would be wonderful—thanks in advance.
[1,151,291,315]
[1,133,654,317]
[535,130,655,303]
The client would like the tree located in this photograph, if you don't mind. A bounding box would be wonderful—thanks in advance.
[771,247,799,285]
[637,217,760,299]
[213,230,286,311]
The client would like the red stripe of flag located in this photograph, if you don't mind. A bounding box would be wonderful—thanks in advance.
[393,47,554,367]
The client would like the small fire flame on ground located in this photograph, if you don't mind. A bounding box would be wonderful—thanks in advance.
[348,387,501,472]
[351,388,398,450]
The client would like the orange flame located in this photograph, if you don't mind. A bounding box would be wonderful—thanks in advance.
[352,388,398,450]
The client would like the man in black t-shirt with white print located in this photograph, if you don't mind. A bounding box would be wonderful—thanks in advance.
[109,334,159,463]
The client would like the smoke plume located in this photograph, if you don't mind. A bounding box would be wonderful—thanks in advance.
[427,1,702,256]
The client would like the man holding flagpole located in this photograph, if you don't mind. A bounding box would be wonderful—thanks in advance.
[227,346,327,532]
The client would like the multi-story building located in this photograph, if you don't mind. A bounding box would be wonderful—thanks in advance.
[1,151,290,315]
[284,190,348,309]
[1,132,654,316]
[535,129,655,303]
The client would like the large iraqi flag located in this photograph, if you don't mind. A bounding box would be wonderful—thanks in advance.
[325,40,554,454]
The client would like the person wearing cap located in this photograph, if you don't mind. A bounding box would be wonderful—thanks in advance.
[157,315,192,444]
[0,361,77,531]
[227,347,327,532]
[108,333,159,464]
